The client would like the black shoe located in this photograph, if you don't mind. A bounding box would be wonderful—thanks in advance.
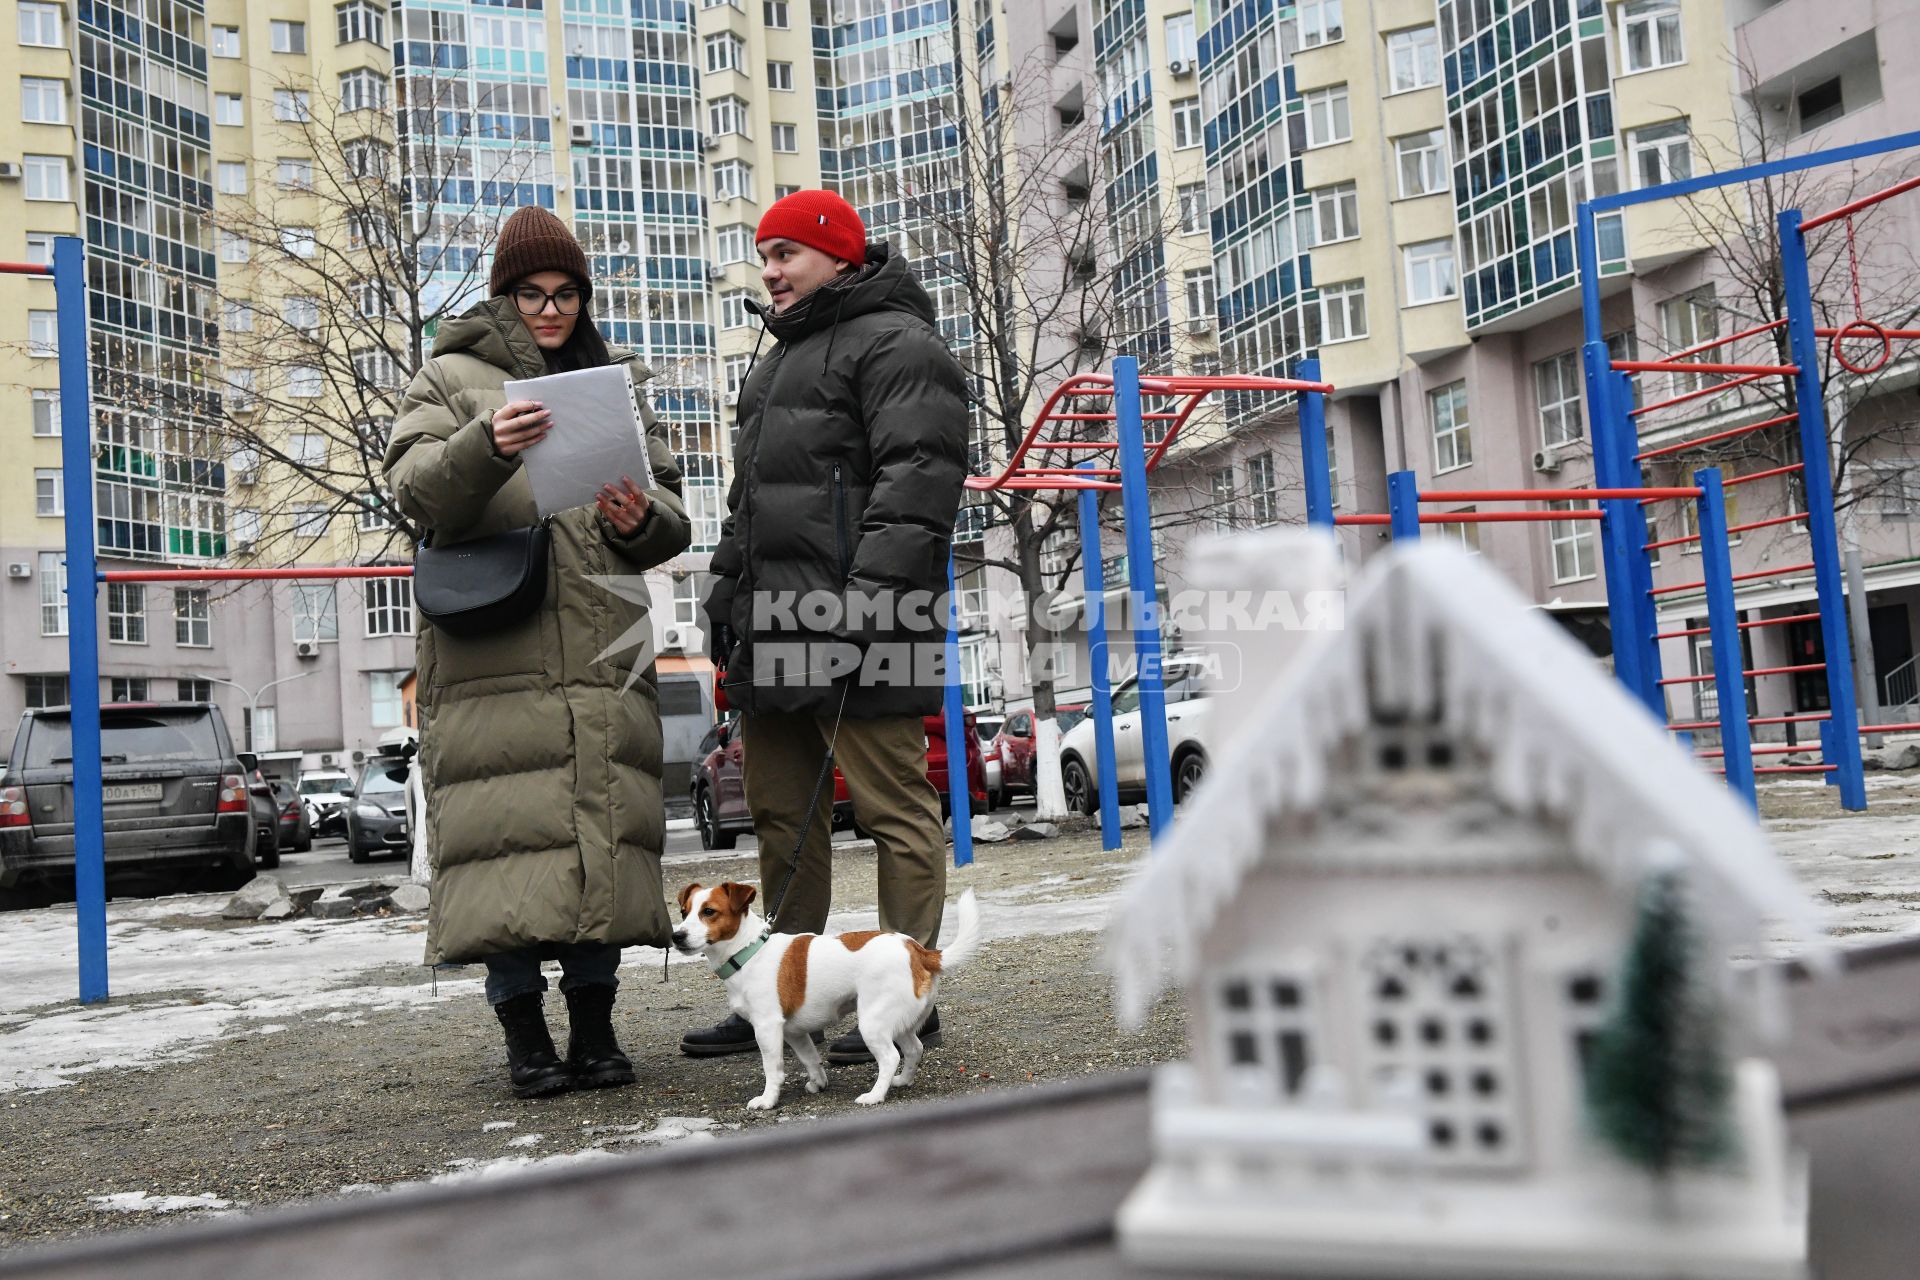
[493,993,574,1099]
[826,1006,941,1066]
[563,984,636,1089]
[679,1012,759,1057]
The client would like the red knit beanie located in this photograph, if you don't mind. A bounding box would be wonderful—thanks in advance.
[756,189,866,266]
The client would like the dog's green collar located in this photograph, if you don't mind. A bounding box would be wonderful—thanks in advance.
[713,926,771,980]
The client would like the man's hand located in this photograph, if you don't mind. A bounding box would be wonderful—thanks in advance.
[596,475,651,535]
[709,623,735,666]
[490,400,550,458]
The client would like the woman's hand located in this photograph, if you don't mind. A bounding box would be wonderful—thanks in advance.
[490,400,551,458]
[597,475,651,536]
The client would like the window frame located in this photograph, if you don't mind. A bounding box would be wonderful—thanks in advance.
[1303,84,1352,148]
[1429,380,1472,474]
[107,582,148,646]
[1534,351,1585,449]
[269,19,307,54]
[1318,280,1368,344]
[1170,96,1203,150]
[34,467,63,518]
[1311,182,1360,244]
[1618,0,1684,75]
[18,3,64,47]
[1395,129,1448,199]
[24,153,70,202]
[1547,500,1599,582]
[174,588,212,648]
[1404,238,1459,306]
[22,77,68,126]
[39,551,67,635]
[1629,119,1691,188]
[1385,26,1440,94]
[1298,0,1344,49]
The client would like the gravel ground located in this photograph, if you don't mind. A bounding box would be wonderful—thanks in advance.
[0,823,1183,1252]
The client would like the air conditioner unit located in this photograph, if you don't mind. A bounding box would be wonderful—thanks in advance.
[233,537,255,554]
[1168,58,1194,77]
[569,123,593,146]
[701,133,720,152]
[661,625,688,653]
[295,640,320,659]
[0,162,21,181]
[706,263,727,281]
[321,753,336,766]
[233,468,257,485]
[1532,447,1562,474]
[1185,316,1214,334]
[723,390,739,407]
[351,749,366,764]
[6,562,31,579]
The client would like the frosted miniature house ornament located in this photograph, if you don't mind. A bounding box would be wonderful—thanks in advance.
[1107,537,1821,1278]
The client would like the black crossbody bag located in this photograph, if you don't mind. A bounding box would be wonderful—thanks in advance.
[413,520,551,638]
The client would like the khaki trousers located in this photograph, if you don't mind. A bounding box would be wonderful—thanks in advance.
[741,711,946,946]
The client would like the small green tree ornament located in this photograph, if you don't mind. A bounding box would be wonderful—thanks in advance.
[1584,869,1737,1181]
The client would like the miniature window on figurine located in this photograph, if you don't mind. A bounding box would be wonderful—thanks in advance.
[1217,972,1316,1100]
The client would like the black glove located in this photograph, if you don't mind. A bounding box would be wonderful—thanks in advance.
[709,623,735,666]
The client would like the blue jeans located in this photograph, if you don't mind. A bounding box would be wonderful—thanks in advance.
[482,942,621,1006]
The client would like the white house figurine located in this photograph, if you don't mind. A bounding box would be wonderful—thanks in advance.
[1108,537,1819,1278]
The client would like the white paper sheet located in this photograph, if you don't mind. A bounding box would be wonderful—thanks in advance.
[503,364,654,519]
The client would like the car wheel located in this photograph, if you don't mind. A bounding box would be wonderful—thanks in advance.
[1173,749,1207,803]
[295,833,313,853]
[696,788,738,851]
[256,846,280,870]
[347,837,369,864]
[1061,757,1094,816]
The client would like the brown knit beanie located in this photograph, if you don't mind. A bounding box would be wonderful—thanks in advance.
[489,206,591,297]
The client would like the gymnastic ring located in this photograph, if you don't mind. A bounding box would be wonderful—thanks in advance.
[1832,320,1891,375]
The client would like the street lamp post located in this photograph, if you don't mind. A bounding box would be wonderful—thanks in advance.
[191,670,315,756]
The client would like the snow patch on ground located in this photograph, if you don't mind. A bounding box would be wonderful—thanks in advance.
[481,1120,516,1132]
[87,1192,235,1215]
[336,1117,735,1198]
[505,1133,543,1148]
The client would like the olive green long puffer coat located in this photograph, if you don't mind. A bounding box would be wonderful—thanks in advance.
[384,296,691,965]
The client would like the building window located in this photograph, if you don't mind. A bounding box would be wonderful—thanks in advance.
[293,505,330,538]
[282,227,318,259]
[357,279,390,318]
[23,674,69,708]
[339,69,388,114]
[764,1,789,28]
[704,32,746,73]
[1247,452,1278,527]
[1430,381,1471,473]
[1548,502,1598,581]
[712,159,753,202]
[1395,129,1447,198]
[24,154,68,201]
[225,368,257,411]
[357,492,391,531]
[216,161,248,195]
[1619,0,1683,74]
[19,3,63,46]
[32,389,60,436]
[274,90,312,122]
[1386,27,1439,93]
[1303,85,1351,147]
[673,573,705,628]
[178,679,212,702]
[1184,267,1216,323]
[35,468,62,516]
[39,551,66,635]
[1679,489,1741,554]
[1798,78,1845,131]
[1311,182,1359,244]
[270,19,306,53]
[1535,351,1584,448]
[1629,119,1690,188]
[232,508,261,547]
[214,94,244,127]
[292,584,338,643]
[1299,0,1343,48]
[288,366,323,399]
[219,230,250,263]
[1438,508,1482,553]
[720,289,758,330]
[1319,281,1368,343]
[110,678,151,704]
[174,589,212,647]
[365,576,414,637]
[289,432,327,466]
[1404,239,1459,305]
[211,25,240,57]
[770,122,797,152]
[336,0,386,47]
[1177,182,1207,236]
[708,94,749,138]
[723,353,751,400]
[767,60,793,91]
[370,672,405,728]
[1171,97,1202,149]
[716,223,753,264]
[1868,465,1920,521]
[1209,465,1238,531]
[1165,11,1197,67]
[22,78,68,125]
[25,233,53,266]
[28,310,57,357]
[1658,288,1718,396]
[773,184,800,200]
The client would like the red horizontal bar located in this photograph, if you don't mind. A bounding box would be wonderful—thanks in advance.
[0,260,54,276]
[1745,662,1828,678]
[1667,711,1832,732]
[1649,561,1816,597]
[1655,611,1822,641]
[101,567,413,582]
[1027,441,1118,451]
[1646,530,1699,553]
[1420,487,1702,502]
[1727,511,1810,538]
[1636,412,1798,461]
[1613,360,1797,376]
[1630,368,1775,418]
[1137,375,1337,395]
[1698,743,1822,760]
[1861,722,1920,734]
[1047,412,1180,421]
[1816,327,1920,341]
[1334,514,1390,526]
[1750,765,1837,775]
[1722,462,1805,490]
[1802,173,1920,231]
[1014,466,1122,476]
[1333,510,1606,526]
[1666,318,1789,361]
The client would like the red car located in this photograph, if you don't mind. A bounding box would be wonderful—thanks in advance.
[691,709,988,851]
[990,704,1088,800]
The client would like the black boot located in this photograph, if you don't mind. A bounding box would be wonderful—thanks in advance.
[679,1011,759,1057]
[493,993,574,1099]
[826,1006,941,1066]
[563,984,636,1088]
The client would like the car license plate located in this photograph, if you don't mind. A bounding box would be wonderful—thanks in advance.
[104,783,164,803]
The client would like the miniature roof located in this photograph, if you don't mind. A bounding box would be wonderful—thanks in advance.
[1107,539,1828,1028]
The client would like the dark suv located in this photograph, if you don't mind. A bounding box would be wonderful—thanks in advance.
[0,702,256,903]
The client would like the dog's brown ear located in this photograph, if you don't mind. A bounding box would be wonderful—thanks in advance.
[676,883,702,916]
[721,882,757,913]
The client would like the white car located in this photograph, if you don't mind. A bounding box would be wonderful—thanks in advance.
[1057,665,1212,814]
[975,714,1005,809]
[298,769,354,835]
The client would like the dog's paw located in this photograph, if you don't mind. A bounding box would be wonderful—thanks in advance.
[854,1089,887,1105]
[891,1071,915,1088]
[746,1096,777,1111]
[805,1073,827,1093]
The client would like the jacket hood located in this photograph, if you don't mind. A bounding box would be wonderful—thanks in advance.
[760,242,937,343]
[432,295,654,383]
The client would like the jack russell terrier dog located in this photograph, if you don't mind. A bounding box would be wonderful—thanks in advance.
[672,882,981,1110]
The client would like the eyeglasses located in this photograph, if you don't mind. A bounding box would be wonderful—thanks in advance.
[512,286,584,316]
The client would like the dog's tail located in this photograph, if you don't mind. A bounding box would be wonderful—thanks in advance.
[936,889,981,973]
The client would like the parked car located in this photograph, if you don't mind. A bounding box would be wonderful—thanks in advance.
[299,769,354,835]
[690,709,989,851]
[0,702,256,903]
[269,778,312,853]
[975,715,1005,809]
[991,704,1090,801]
[1058,663,1213,814]
[245,765,281,870]
[345,759,411,864]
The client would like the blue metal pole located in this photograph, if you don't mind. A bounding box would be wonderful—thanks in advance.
[1387,470,1420,541]
[1778,208,1867,810]
[1111,356,1174,842]
[1576,202,1605,347]
[1693,468,1757,810]
[1296,358,1333,529]
[1614,368,1665,716]
[1077,464,1122,849]
[942,555,973,866]
[1582,340,1645,710]
[54,235,108,1004]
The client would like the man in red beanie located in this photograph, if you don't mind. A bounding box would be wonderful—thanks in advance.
[687,190,969,1066]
